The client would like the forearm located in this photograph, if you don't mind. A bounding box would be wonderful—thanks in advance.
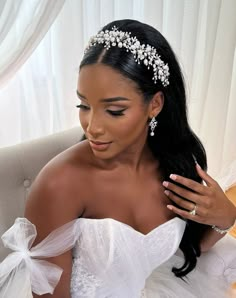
[200,217,236,252]
[200,226,226,252]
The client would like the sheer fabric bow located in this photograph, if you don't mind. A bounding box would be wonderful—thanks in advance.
[0,218,79,297]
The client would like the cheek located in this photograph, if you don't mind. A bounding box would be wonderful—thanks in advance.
[79,112,87,131]
[114,112,148,138]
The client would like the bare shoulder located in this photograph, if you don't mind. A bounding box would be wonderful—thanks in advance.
[24,140,93,241]
[25,140,92,297]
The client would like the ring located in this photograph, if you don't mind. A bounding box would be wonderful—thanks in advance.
[189,204,197,216]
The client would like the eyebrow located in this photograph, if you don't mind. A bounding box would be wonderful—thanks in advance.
[76,90,130,103]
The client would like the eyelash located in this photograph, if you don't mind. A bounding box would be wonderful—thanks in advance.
[76,104,126,117]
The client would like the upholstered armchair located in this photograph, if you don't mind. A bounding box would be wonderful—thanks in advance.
[0,126,83,260]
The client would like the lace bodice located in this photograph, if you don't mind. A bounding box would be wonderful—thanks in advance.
[70,217,186,297]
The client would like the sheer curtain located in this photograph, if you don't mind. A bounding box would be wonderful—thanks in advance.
[0,0,235,177]
[0,0,66,87]
[0,0,66,145]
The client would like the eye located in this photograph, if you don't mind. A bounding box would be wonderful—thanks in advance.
[107,109,126,117]
[76,104,90,110]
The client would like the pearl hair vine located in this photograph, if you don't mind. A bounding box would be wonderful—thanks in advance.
[85,26,170,87]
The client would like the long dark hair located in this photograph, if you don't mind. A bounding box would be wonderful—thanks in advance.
[79,19,207,278]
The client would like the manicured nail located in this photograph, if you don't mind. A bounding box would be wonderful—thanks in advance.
[164,190,169,196]
[196,163,201,169]
[170,174,177,180]
[193,155,197,164]
[163,181,168,187]
[167,205,173,210]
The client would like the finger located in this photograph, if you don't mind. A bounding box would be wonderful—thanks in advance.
[163,180,202,203]
[167,205,202,222]
[168,174,207,195]
[195,163,216,187]
[164,190,197,211]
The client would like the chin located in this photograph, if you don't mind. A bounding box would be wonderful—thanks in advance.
[90,145,124,161]
[91,150,116,160]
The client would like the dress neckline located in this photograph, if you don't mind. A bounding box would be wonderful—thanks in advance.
[78,216,185,237]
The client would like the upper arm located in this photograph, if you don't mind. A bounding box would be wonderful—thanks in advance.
[25,161,85,298]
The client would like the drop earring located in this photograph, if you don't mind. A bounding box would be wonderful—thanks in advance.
[149,117,158,136]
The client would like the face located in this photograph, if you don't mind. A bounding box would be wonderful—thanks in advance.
[77,63,158,160]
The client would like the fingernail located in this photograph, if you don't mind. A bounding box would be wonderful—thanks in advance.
[193,155,197,164]
[163,181,168,187]
[167,205,173,210]
[170,174,177,180]
[196,163,201,169]
[164,190,169,196]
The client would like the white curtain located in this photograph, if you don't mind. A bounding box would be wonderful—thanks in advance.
[0,0,66,143]
[0,0,235,178]
[0,0,66,86]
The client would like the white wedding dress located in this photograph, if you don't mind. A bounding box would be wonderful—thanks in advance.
[0,215,236,297]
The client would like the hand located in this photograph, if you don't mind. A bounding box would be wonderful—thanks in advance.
[163,163,236,229]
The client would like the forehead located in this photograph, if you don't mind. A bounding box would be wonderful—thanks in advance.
[77,63,141,99]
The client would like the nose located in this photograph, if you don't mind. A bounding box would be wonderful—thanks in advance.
[86,112,105,138]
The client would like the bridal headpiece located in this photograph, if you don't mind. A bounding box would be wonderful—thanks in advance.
[85,26,170,87]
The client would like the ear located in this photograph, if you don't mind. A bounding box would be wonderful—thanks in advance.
[148,91,164,118]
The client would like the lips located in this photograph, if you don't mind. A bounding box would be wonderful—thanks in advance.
[90,140,111,145]
[89,140,112,151]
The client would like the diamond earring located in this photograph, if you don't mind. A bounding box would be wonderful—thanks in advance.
[149,117,158,136]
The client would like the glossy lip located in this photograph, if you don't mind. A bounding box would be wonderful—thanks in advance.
[90,140,111,145]
[89,140,112,151]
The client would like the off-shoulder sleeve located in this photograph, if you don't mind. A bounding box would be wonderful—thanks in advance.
[0,217,80,297]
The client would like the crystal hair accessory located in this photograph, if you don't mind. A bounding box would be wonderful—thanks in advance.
[85,26,170,87]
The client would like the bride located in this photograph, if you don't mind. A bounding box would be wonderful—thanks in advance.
[0,19,236,297]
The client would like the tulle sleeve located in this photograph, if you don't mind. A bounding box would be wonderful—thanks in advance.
[0,217,80,297]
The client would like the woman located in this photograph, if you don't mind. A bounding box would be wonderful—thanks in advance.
[0,19,236,298]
